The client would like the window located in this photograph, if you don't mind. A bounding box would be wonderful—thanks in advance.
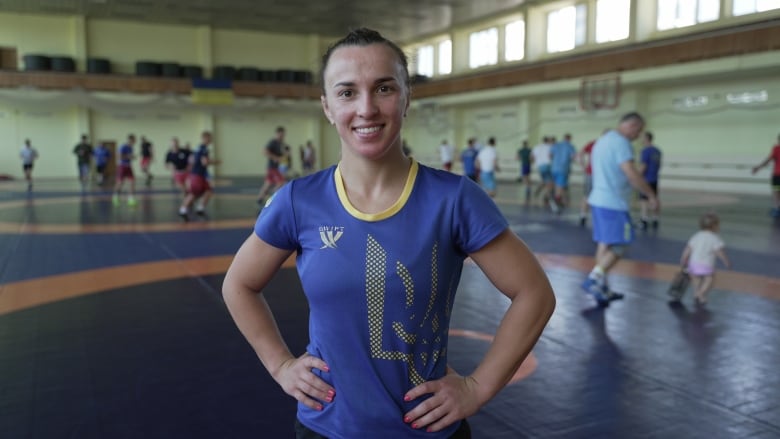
[733,0,780,15]
[657,0,720,30]
[505,20,526,61]
[415,45,434,78]
[596,0,630,43]
[438,40,452,75]
[469,27,498,68]
[546,5,587,53]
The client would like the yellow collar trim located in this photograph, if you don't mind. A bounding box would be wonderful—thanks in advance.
[334,160,418,222]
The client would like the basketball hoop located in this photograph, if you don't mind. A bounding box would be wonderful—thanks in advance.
[580,75,620,112]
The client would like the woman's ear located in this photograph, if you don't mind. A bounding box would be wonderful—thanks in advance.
[321,95,334,125]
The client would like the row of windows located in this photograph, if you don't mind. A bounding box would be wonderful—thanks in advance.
[412,0,780,77]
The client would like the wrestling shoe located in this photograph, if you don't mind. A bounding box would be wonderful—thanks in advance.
[581,278,610,306]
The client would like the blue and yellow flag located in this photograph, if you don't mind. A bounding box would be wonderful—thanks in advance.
[191,79,234,105]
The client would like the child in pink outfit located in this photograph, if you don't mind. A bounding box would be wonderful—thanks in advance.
[680,212,731,305]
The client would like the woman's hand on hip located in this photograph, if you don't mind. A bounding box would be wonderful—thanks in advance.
[272,353,335,411]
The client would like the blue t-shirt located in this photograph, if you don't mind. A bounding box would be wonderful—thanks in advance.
[191,145,209,177]
[550,141,576,174]
[588,130,635,211]
[94,146,111,166]
[640,145,662,183]
[118,144,133,166]
[254,161,507,439]
[460,147,478,176]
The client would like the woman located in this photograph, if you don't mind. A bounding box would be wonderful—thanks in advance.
[222,28,556,438]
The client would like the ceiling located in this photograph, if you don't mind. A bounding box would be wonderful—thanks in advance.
[0,0,547,43]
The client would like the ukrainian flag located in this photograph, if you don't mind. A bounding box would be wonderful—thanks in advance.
[191,79,234,105]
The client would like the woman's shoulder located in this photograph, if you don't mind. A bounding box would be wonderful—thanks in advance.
[286,166,337,194]
[416,162,468,185]
[415,162,483,199]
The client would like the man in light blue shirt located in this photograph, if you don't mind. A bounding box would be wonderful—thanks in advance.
[582,112,659,305]
[550,133,577,211]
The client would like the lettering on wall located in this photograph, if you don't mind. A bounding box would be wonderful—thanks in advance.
[113,113,138,120]
[727,90,768,104]
[673,96,709,109]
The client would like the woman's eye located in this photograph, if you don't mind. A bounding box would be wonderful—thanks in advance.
[378,85,391,93]
[338,90,353,98]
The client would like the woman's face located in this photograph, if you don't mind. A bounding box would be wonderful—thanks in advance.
[321,43,410,161]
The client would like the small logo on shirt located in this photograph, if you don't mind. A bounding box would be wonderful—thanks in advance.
[319,226,344,249]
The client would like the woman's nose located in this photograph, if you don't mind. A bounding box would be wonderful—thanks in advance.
[356,93,379,118]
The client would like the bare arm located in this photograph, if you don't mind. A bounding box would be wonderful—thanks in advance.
[620,160,659,211]
[466,229,555,401]
[680,245,692,266]
[404,229,556,431]
[752,153,773,174]
[716,248,730,269]
[223,234,296,376]
[637,159,647,176]
[222,234,334,410]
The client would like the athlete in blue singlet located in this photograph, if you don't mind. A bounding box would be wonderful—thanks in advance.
[222,28,556,439]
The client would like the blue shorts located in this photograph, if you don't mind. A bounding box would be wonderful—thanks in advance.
[537,164,552,183]
[480,171,496,191]
[552,171,569,188]
[521,163,531,176]
[591,206,634,245]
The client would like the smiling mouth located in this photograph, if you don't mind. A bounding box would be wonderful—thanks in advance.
[354,126,382,135]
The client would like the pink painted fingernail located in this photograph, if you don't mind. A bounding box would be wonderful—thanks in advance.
[404,416,411,423]
[328,389,335,396]
[325,396,332,402]
[403,395,411,402]
[411,423,418,429]
[323,364,330,372]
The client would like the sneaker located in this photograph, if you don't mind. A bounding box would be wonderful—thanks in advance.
[639,219,649,230]
[581,278,610,305]
[579,216,587,227]
[196,208,205,216]
[178,207,189,221]
[548,198,560,214]
[127,197,137,207]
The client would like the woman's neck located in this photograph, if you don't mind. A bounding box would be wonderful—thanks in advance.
[338,150,412,214]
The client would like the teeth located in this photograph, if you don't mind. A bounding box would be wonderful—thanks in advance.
[355,126,381,134]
